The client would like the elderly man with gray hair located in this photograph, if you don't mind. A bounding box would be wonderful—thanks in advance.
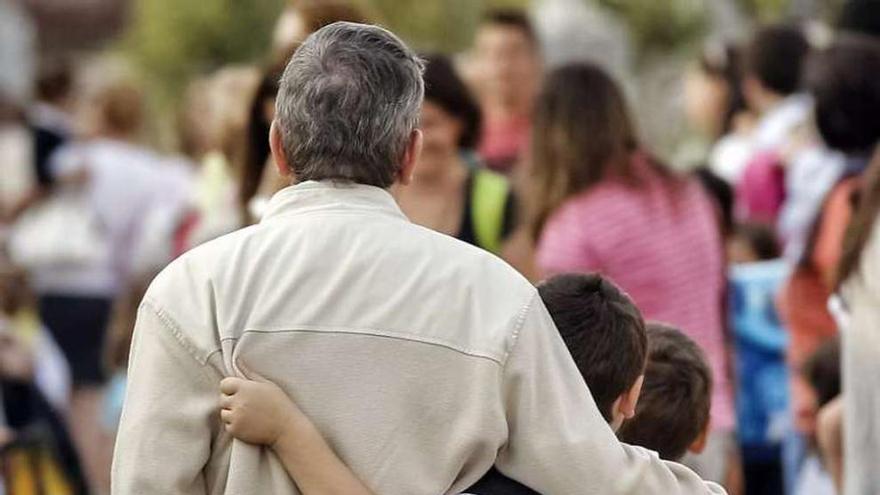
[112,23,725,494]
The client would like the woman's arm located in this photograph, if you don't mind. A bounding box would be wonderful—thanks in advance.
[817,396,844,493]
[219,374,374,495]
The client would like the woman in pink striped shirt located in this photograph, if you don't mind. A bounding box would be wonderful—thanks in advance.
[527,63,735,484]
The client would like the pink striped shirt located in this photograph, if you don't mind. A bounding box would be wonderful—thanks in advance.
[536,161,734,431]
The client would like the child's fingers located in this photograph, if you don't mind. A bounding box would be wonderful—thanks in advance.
[236,359,270,383]
[220,377,243,395]
[219,393,234,410]
[220,408,234,425]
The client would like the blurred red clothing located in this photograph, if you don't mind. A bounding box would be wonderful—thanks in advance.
[478,115,530,174]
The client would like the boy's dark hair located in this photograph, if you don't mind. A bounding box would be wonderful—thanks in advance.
[480,8,537,46]
[618,323,713,461]
[537,273,647,423]
[803,335,841,409]
[805,34,880,154]
[735,222,781,260]
[744,24,809,96]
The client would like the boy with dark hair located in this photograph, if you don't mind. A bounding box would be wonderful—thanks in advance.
[791,336,841,495]
[618,323,714,462]
[537,273,647,428]
[465,273,649,493]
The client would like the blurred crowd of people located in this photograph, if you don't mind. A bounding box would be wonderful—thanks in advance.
[0,1,879,494]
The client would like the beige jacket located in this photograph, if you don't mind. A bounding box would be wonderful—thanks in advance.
[840,216,880,495]
[112,181,725,495]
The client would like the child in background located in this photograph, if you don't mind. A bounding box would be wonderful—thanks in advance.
[0,261,88,494]
[792,337,840,495]
[727,222,790,495]
[618,322,714,462]
[219,273,649,494]
[0,262,70,413]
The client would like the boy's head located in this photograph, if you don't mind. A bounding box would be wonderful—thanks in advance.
[727,222,781,263]
[538,273,646,431]
[743,24,809,113]
[617,323,713,462]
[796,335,841,438]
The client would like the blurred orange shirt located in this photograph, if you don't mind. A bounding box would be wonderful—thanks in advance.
[778,177,857,432]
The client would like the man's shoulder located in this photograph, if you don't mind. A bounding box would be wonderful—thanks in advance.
[407,221,534,292]
[148,226,254,295]
[142,226,258,345]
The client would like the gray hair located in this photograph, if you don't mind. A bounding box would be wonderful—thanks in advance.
[275,22,425,188]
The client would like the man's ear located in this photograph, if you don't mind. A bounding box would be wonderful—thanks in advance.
[269,120,293,178]
[398,129,423,186]
[688,422,711,454]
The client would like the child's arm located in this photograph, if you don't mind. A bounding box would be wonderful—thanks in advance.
[219,374,374,495]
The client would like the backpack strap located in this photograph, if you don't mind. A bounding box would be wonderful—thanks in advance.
[471,169,510,254]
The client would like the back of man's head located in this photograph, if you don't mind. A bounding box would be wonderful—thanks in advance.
[537,273,646,423]
[744,24,809,97]
[276,22,424,188]
[617,323,713,462]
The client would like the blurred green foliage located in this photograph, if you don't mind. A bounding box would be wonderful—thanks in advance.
[597,0,707,53]
[120,0,285,102]
[737,0,791,19]
[118,0,846,114]
[354,0,528,53]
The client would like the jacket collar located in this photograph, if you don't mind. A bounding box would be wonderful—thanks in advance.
[260,180,408,224]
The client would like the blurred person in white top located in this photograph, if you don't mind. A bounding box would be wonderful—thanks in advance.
[28,80,184,493]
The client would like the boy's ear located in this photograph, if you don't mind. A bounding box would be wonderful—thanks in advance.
[620,374,644,419]
[688,422,711,454]
[610,375,645,433]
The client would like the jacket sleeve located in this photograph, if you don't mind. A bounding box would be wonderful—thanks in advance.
[495,293,727,494]
[111,301,220,494]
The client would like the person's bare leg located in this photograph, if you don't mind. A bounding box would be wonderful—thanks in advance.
[723,444,745,495]
[817,396,844,493]
[69,386,112,494]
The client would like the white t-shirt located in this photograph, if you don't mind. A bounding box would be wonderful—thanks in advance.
[32,139,169,296]
[129,155,196,277]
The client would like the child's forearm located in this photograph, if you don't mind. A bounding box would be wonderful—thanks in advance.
[272,419,375,495]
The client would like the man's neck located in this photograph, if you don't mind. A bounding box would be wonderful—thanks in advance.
[411,157,468,193]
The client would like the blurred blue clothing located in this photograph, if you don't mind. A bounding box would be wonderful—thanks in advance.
[102,372,127,432]
[729,260,791,451]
